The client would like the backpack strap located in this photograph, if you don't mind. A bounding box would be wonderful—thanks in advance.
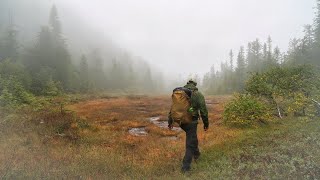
[173,87,192,98]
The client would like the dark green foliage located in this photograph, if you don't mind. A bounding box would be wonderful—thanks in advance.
[235,46,246,91]
[246,65,319,117]
[79,55,89,92]
[0,23,19,60]
[223,94,270,128]
[0,59,33,107]
[0,76,34,107]
[24,5,71,93]
[223,65,319,128]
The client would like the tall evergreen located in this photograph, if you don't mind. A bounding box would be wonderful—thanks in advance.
[49,5,62,38]
[267,36,273,63]
[24,5,71,94]
[236,46,246,90]
[312,0,320,66]
[0,22,19,61]
[79,55,89,92]
[229,50,234,72]
[90,49,106,90]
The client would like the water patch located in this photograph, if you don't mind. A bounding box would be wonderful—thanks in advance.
[164,136,180,140]
[128,127,148,136]
[149,117,181,131]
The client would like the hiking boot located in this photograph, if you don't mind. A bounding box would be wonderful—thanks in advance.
[181,167,191,174]
[194,152,201,162]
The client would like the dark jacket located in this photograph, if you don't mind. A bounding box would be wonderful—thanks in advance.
[169,83,209,127]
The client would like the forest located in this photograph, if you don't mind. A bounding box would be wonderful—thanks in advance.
[0,2,319,107]
[0,4,163,108]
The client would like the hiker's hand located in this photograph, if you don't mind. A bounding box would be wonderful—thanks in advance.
[204,123,209,131]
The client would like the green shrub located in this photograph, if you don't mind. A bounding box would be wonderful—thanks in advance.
[0,76,34,107]
[245,65,320,117]
[223,94,271,128]
[43,79,62,96]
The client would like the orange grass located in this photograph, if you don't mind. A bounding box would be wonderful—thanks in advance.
[66,95,238,167]
[0,95,240,178]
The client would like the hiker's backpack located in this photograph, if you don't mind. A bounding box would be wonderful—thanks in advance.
[170,87,193,125]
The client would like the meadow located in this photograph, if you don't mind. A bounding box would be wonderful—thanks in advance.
[0,95,319,179]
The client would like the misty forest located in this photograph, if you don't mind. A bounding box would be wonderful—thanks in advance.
[1,0,320,179]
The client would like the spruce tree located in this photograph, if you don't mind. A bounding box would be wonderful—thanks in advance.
[0,22,19,60]
[236,46,246,90]
[80,55,89,92]
[49,5,62,38]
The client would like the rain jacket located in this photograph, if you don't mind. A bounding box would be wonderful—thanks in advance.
[169,83,209,127]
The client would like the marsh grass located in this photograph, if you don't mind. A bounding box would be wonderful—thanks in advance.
[1,95,319,179]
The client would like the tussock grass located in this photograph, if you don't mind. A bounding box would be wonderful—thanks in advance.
[1,95,319,179]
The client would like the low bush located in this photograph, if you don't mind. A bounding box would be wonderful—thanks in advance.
[223,94,271,128]
[245,65,320,117]
[0,76,34,107]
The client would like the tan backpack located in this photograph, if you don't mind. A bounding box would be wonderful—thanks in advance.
[170,87,193,125]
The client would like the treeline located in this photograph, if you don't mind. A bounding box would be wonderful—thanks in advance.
[0,5,161,106]
[203,1,320,94]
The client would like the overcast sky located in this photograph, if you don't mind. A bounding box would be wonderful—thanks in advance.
[55,0,315,77]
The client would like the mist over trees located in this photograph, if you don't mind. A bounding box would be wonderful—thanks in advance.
[202,0,320,95]
[0,3,163,102]
[0,0,319,108]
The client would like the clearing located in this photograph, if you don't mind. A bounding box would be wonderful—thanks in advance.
[0,95,319,179]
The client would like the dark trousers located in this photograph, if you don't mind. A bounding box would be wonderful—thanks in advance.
[180,122,200,170]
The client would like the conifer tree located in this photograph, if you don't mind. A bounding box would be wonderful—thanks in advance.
[49,5,62,38]
[236,46,246,90]
[0,22,19,60]
[80,55,89,92]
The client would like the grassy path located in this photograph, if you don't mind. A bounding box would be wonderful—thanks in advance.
[188,118,320,179]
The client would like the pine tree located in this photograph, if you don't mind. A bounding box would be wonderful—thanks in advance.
[236,46,246,90]
[273,46,281,65]
[229,50,234,71]
[251,39,263,72]
[0,21,19,60]
[315,1,320,43]
[80,55,89,92]
[263,43,268,62]
[24,5,71,93]
[246,42,254,72]
[90,49,106,90]
[49,5,62,38]
[267,36,273,63]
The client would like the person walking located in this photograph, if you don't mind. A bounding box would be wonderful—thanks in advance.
[168,79,209,173]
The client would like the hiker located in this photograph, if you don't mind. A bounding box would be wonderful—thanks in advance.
[168,79,209,173]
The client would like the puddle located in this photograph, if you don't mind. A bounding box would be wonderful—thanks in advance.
[128,127,148,136]
[149,117,181,131]
[164,136,180,140]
